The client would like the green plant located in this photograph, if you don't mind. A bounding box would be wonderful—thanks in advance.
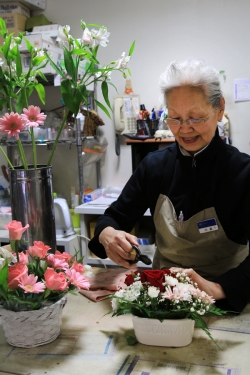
[0,18,135,167]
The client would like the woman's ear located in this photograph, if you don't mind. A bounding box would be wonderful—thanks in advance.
[217,97,225,121]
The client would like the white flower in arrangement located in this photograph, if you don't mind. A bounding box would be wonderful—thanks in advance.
[165,275,179,286]
[0,247,16,270]
[148,286,160,298]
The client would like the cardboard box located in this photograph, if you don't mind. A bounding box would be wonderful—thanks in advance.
[32,24,60,38]
[21,49,63,74]
[0,2,30,18]
[1,12,27,30]
[19,33,60,52]
[14,0,46,11]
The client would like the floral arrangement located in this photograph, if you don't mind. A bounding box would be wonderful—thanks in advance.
[0,18,135,169]
[110,269,228,344]
[0,220,90,311]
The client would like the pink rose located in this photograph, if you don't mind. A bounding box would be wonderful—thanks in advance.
[44,267,69,291]
[29,241,51,258]
[46,254,69,270]
[54,250,73,263]
[4,220,29,240]
[71,261,84,273]
[18,250,30,265]
[7,263,28,289]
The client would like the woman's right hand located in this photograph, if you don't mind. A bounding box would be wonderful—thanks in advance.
[99,226,138,268]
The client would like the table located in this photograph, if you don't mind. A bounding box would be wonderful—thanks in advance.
[1,292,250,375]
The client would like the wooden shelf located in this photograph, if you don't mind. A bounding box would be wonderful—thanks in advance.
[125,137,175,144]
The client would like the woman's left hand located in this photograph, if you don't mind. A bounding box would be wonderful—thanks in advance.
[169,267,226,300]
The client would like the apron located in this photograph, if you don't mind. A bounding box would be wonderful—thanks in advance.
[153,194,248,280]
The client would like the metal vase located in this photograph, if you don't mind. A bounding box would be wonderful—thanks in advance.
[9,165,56,253]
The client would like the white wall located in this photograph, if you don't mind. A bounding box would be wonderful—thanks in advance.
[41,0,250,190]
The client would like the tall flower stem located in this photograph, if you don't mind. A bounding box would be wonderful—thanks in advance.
[30,128,37,168]
[10,239,19,262]
[0,146,14,169]
[47,109,70,166]
[17,139,28,169]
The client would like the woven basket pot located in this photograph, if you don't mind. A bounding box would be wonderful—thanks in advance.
[0,296,67,348]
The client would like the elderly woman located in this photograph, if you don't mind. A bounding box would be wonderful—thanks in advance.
[89,59,250,312]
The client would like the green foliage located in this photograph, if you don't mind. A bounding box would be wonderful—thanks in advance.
[0,18,49,113]
[44,22,135,121]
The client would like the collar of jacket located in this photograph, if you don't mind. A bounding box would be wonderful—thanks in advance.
[175,128,225,165]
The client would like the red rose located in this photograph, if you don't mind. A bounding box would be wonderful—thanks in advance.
[125,271,139,286]
[140,270,171,292]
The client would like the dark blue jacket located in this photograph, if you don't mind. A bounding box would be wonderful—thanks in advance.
[89,130,250,312]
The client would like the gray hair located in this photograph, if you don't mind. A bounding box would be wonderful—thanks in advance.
[159,59,223,108]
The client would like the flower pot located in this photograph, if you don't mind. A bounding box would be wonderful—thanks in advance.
[132,316,194,347]
[0,296,67,348]
[8,165,56,253]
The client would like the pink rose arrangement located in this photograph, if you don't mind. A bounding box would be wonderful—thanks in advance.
[0,220,90,311]
[109,270,228,346]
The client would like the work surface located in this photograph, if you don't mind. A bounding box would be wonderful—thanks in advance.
[0,293,250,375]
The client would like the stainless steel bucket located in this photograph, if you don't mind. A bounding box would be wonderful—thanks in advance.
[9,165,56,253]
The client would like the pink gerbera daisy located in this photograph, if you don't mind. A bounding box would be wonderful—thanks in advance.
[21,105,47,128]
[0,112,26,139]
[66,269,90,289]
[18,273,45,294]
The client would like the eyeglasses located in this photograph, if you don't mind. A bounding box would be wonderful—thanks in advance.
[165,108,214,127]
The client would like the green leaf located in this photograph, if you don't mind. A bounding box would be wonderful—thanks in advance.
[0,259,8,292]
[0,17,7,31]
[101,81,111,110]
[129,40,136,56]
[32,55,47,67]
[94,98,111,118]
[43,288,51,299]
[63,47,76,81]
[34,83,46,105]
[15,48,22,77]
[44,51,63,76]
[26,86,34,100]
[23,37,34,53]
[60,79,74,112]
[125,334,138,346]
[36,70,48,82]
[3,34,11,60]
[15,88,28,113]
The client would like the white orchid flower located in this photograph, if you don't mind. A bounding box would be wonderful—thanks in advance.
[82,28,93,46]
[56,25,70,45]
[93,27,110,47]
[115,52,131,70]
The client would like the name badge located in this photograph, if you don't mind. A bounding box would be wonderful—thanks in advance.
[197,218,218,234]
